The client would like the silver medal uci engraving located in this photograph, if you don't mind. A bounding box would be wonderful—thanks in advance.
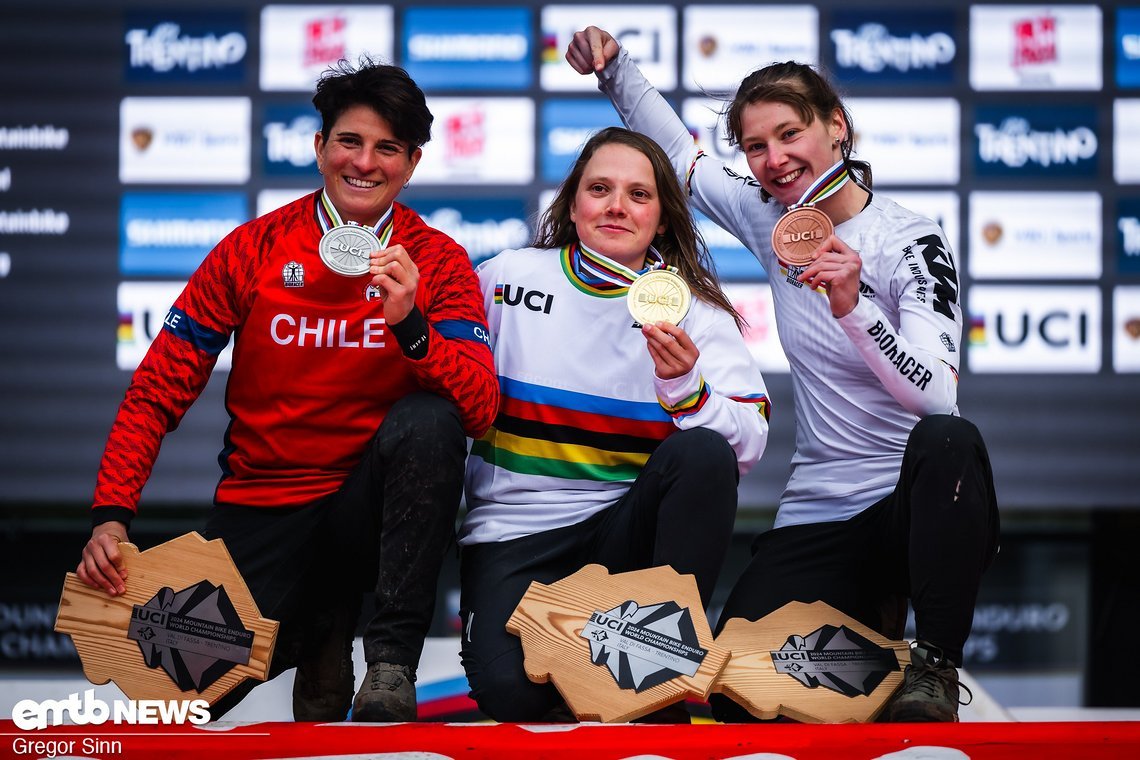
[319,224,381,276]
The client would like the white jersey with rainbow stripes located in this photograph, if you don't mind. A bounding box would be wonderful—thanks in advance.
[460,244,771,545]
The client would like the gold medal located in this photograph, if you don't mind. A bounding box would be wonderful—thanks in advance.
[771,205,832,267]
[627,269,692,325]
[318,224,381,276]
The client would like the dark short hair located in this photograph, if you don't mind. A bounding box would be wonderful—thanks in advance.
[312,57,433,153]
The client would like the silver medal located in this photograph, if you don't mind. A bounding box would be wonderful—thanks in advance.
[319,224,381,276]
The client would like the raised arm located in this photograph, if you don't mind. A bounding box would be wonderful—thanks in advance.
[567,27,780,260]
[567,27,696,184]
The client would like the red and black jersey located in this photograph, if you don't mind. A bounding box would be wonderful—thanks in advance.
[94,192,498,516]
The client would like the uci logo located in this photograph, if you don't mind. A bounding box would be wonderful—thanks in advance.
[131,607,168,626]
[590,612,625,632]
[499,284,554,314]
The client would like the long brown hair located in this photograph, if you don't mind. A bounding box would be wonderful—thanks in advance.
[534,127,744,329]
[725,61,872,203]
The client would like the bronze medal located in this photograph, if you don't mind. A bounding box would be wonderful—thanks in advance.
[627,269,692,325]
[771,206,833,267]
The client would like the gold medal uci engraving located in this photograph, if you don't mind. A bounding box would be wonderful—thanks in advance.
[627,269,692,325]
[771,206,833,267]
[319,224,381,276]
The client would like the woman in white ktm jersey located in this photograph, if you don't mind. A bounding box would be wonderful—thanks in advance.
[568,27,999,723]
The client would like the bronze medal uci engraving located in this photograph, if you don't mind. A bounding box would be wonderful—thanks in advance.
[319,224,381,276]
[627,269,692,325]
[771,206,833,267]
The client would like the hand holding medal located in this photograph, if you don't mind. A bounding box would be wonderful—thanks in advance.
[370,244,419,324]
[771,159,848,268]
[797,232,864,318]
[627,267,691,325]
[627,264,696,380]
[316,192,395,278]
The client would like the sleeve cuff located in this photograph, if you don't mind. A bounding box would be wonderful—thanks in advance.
[389,306,431,360]
[92,505,135,530]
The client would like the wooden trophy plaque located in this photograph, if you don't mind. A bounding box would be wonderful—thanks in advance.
[713,600,910,723]
[507,563,729,723]
[55,532,278,706]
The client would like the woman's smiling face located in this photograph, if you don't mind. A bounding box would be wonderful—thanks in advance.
[570,142,666,270]
[314,103,421,225]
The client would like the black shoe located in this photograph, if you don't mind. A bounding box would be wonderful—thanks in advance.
[351,662,418,722]
[883,641,972,723]
[291,605,357,722]
[538,703,578,723]
[631,702,691,724]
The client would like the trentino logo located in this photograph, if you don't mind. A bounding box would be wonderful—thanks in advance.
[263,105,320,176]
[975,106,1098,177]
[828,10,956,84]
[1118,9,1140,87]
[124,12,247,82]
[1118,198,1140,275]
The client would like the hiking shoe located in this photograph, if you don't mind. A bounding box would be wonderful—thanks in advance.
[351,662,417,722]
[883,641,972,723]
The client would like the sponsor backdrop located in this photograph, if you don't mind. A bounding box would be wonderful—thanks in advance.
[1,0,1135,703]
[2,1,1138,515]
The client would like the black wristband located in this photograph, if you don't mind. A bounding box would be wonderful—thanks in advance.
[389,305,430,360]
[92,505,135,529]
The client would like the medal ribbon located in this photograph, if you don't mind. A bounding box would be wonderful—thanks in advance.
[316,190,395,248]
[788,159,849,210]
[569,242,666,293]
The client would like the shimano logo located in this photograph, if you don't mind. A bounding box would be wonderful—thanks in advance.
[11,689,210,730]
[976,117,1096,168]
[972,603,1069,633]
[1124,34,1140,59]
[264,116,321,167]
[407,33,526,61]
[831,24,955,73]
[548,127,596,155]
[125,218,241,247]
[125,23,247,72]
